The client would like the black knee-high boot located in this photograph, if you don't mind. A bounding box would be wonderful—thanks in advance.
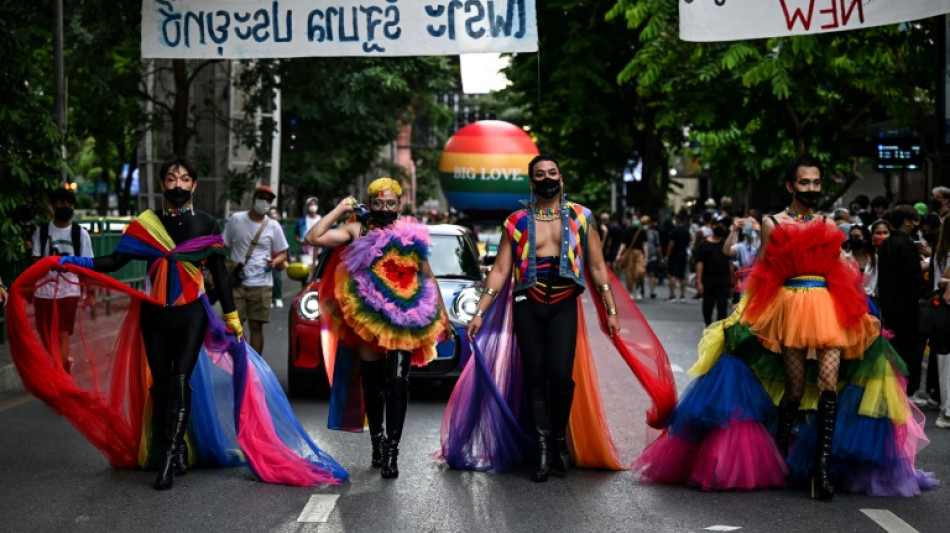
[775,399,800,457]
[528,395,551,482]
[173,378,192,476]
[148,384,169,470]
[382,351,410,479]
[812,390,837,501]
[155,374,191,490]
[360,359,387,468]
[549,388,574,477]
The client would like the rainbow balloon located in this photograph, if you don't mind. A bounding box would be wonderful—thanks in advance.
[439,120,539,215]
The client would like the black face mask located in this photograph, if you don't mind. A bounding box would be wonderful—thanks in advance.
[164,187,192,207]
[712,227,728,238]
[795,190,821,209]
[370,210,398,227]
[534,179,561,200]
[54,206,73,223]
[847,236,863,250]
[932,199,945,212]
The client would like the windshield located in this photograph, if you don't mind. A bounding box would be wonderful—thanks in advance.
[428,234,481,279]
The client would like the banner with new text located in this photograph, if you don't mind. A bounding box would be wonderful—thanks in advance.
[680,0,950,42]
[142,0,537,58]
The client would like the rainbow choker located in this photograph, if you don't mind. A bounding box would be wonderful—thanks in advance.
[533,207,559,221]
[785,207,814,222]
[163,205,193,217]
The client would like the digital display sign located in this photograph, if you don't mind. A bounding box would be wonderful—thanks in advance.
[875,139,922,171]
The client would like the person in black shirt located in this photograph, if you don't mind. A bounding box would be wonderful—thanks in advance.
[696,216,733,325]
[877,204,923,396]
[663,212,691,302]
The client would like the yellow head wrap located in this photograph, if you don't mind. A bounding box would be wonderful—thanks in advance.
[367,177,403,198]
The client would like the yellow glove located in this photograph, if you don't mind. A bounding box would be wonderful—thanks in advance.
[223,311,244,340]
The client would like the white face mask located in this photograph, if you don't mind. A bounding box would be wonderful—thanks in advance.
[253,199,271,215]
[307,205,318,214]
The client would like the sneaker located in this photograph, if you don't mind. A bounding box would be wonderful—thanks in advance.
[666,297,677,303]
[650,293,656,299]
[927,398,941,409]
[274,299,284,309]
[935,414,950,429]
[678,298,686,303]
[910,391,931,407]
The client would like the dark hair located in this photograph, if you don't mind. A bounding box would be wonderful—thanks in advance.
[49,188,76,205]
[158,156,199,181]
[784,154,823,184]
[848,224,875,268]
[870,195,889,210]
[528,154,559,177]
[890,204,919,230]
[920,213,941,232]
[851,194,870,209]
[869,219,892,235]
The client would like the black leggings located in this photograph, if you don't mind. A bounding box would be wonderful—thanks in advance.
[512,291,578,426]
[140,299,207,391]
[701,283,731,326]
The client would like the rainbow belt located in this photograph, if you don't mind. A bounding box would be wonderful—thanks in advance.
[783,275,827,288]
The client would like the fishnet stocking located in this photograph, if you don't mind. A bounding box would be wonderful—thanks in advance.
[816,347,841,393]
[781,347,807,405]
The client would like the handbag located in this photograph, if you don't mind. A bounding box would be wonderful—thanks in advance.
[919,290,950,339]
[226,217,270,287]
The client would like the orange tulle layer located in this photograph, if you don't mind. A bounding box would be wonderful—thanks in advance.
[742,284,879,359]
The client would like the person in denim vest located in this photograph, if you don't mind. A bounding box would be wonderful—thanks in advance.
[467,154,620,482]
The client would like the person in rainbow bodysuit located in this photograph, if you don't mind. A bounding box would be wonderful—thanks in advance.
[305,177,450,479]
[44,157,346,490]
[633,154,937,500]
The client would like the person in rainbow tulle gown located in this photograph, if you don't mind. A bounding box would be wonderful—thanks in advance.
[10,157,347,490]
[633,154,938,500]
[305,177,451,479]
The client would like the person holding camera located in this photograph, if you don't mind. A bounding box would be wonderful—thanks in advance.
[223,185,289,354]
[29,189,94,373]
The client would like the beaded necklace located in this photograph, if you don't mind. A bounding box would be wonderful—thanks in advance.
[785,206,815,222]
[163,205,193,217]
[533,206,560,221]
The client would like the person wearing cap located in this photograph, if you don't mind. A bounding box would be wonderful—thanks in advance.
[223,184,289,354]
[29,188,94,373]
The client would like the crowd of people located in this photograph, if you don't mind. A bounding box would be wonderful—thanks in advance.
[4,153,948,504]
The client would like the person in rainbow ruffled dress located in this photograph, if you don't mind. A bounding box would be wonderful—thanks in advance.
[11,157,347,490]
[633,154,937,500]
[305,177,450,479]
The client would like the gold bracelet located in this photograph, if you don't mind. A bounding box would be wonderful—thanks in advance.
[598,283,610,293]
[482,287,498,296]
[475,309,485,317]
[607,308,618,316]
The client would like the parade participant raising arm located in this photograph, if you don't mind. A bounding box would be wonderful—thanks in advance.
[306,177,450,479]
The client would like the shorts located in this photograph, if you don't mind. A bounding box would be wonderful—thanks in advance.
[647,260,662,275]
[667,257,687,280]
[34,296,80,335]
[233,285,272,323]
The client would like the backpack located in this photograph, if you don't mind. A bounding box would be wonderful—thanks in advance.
[40,222,83,257]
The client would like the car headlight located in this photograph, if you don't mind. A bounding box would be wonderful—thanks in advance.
[297,291,321,321]
[450,286,481,325]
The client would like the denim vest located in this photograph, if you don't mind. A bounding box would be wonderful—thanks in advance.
[505,202,592,292]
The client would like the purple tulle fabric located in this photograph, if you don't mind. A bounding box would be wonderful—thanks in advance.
[439,280,533,470]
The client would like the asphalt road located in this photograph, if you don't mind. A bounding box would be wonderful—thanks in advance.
[1,283,948,532]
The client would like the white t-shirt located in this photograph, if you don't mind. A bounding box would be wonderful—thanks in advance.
[223,212,289,287]
[845,251,879,298]
[301,214,321,255]
[31,222,94,299]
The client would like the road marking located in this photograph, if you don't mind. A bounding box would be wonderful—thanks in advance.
[704,526,741,531]
[0,395,32,413]
[297,494,339,523]
[671,364,684,373]
[861,509,919,533]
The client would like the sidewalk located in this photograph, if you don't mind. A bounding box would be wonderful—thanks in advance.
[0,274,303,393]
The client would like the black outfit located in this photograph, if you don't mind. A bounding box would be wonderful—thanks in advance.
[603,223,623,262]
[93,210,236,489]
[877,229,922,394]
[695,239,732,326]
[512,257,582,481]
[666,226,691,279]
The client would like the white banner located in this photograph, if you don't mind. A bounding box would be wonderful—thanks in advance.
[680,0,950,42]
[142,0,537,58]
